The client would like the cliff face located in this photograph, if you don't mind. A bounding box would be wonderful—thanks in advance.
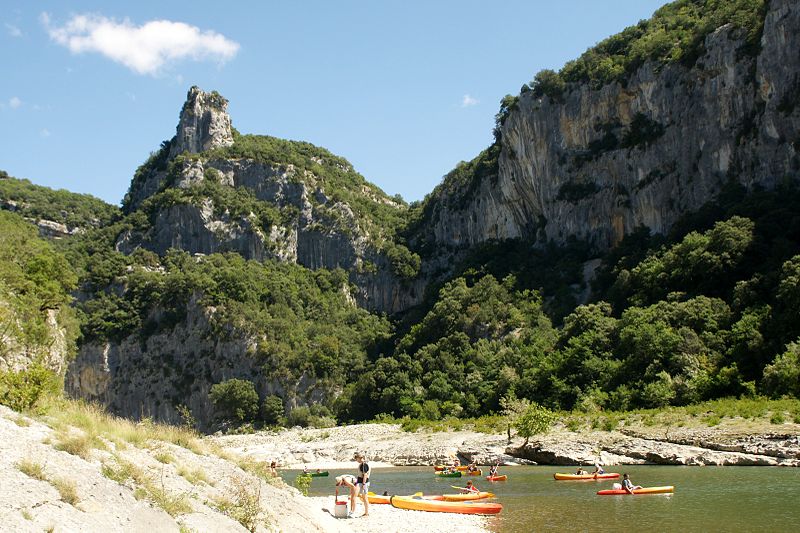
[424,0,800,252]
[0,307,70,375]
[119,87,422,314]
[66,296,335,430]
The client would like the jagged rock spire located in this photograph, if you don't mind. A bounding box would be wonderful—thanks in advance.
[169,86,234,158]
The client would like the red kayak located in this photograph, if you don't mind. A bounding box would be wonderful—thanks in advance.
[554,473,620,481]
[597,486,674,495]
[486,475,507,481]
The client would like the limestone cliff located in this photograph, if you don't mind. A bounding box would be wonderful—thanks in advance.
[120,87,422,314]
[66,295,334,430]
[0,307,70,375]
[421,0,800,253]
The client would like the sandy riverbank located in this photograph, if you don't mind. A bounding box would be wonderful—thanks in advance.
[303,496,490,533]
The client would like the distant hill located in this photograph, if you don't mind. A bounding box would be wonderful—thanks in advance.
[0,170,119,237]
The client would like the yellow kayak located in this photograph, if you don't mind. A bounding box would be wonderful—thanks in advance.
[366,492,391,504]
[442,491,494,502]
[390,495,502,515]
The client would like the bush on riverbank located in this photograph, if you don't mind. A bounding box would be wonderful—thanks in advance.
[388,397,800,434]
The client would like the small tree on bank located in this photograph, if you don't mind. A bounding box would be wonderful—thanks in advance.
[514,402,556,447]
[209,378,259,423]
[500,393,530,444]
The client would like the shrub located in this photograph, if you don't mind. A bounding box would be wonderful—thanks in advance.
[209,379,260,423]
[420,400,441,421]
[287,406,311,428]
[530,69,566,100]
[261,395,285,426]
[514,403,556,446]
[294,473,311,496]
[621,113,665,149]
[0,363,62,413]
[762,341,800,398]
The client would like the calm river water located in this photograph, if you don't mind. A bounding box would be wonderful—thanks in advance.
[286,465,800,532]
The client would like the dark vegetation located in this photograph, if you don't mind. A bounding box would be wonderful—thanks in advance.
[355,184,800,418]
[0,211,78,412]
[0,211,79,354]
[2,1,797,430]
[0,171,119,229]
[529,0,767,97]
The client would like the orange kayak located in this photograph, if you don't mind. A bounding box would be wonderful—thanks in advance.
[597,486,674,495]
[390,495,502,515]
[486,475,507,481]
[442,491,493,502]
[465,469,482,476]
[554,473,620,480]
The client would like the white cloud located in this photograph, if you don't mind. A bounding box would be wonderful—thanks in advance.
[41,12,240,76]
[40,128,51,138]
[5,23,22,37]
[9,96,22,109]
[461,94,479,107]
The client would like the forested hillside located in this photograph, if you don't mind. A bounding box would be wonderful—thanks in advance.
[1,0,799,430]
[0,210,78,412]
[0,171,119,231]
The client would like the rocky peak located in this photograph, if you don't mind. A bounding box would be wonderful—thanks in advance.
[168,86,234,158]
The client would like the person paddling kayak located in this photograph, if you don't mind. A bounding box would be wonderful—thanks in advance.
[622,473,642,494]
[592,463,605,475]
[460,480,480,493]
[488,462,500,477]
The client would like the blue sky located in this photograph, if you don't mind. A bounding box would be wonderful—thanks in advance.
[2,1,667,206]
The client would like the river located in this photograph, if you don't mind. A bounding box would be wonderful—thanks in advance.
[286,465,800,532]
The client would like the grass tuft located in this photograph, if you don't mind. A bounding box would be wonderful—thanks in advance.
[13,416,31,427]
[213,476,263,532]
[154,451,175,464]
[54,432,103,459]
[49,476,79,505]
[177,465,211,486]
[146,482,192,517]
[16,458,47,481]
[40,400,204,453]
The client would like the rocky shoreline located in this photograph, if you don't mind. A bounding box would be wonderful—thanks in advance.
[212,421,800,469]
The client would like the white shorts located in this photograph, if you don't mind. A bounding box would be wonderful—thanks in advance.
[356,482,370,495]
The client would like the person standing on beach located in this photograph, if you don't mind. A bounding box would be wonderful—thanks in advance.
[354,452,371,517]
